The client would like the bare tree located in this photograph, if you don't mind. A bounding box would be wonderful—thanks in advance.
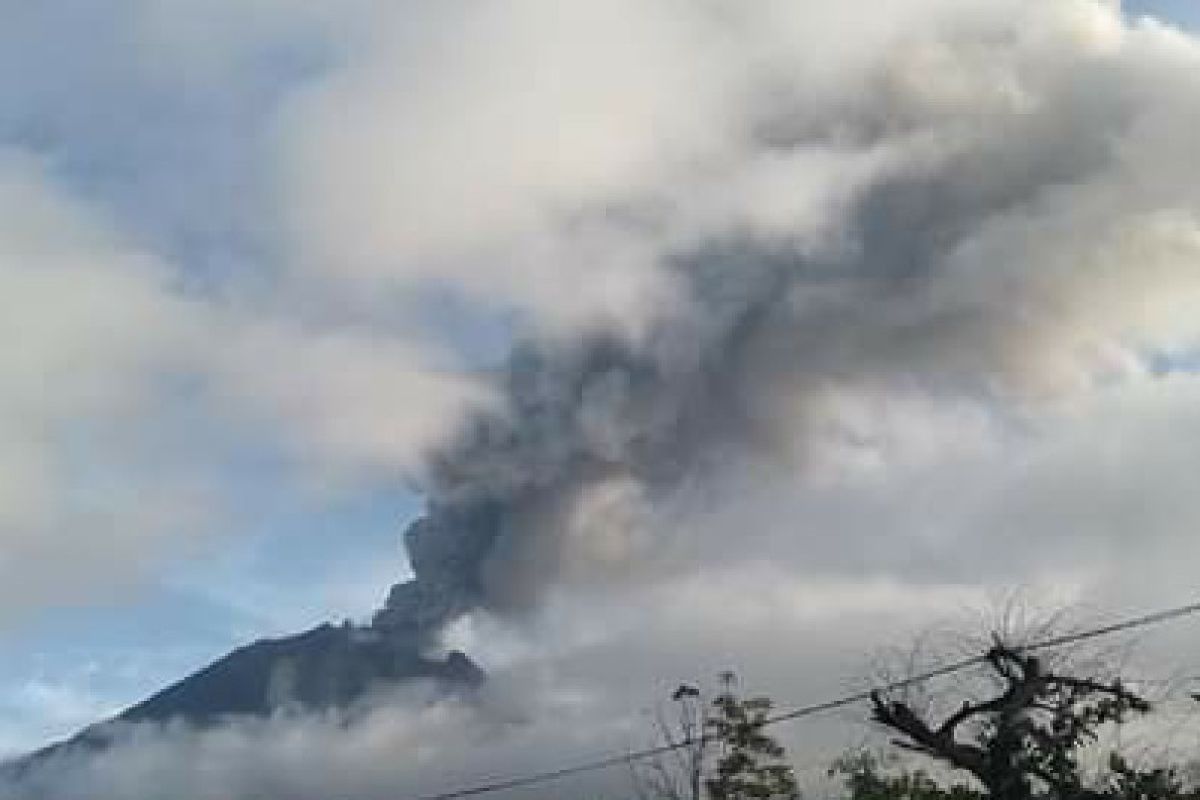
[631,682,708,800]
[869,638,1151,800]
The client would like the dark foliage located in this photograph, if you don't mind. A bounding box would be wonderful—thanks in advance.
[865,640,1196,799]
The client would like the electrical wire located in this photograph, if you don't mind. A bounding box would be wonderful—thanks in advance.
[408,597,1200,800]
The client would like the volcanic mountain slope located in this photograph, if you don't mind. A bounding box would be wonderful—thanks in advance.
[117,622,483,724]
[8,620,484,774]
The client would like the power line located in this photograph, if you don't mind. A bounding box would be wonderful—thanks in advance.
[766,597,1200,727]
[409,597,1200,800]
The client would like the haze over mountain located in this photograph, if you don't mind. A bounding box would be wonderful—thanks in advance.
[6,622,482,778]
[4,1,1200,799]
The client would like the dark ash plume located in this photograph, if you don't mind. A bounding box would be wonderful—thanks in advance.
[368,1,1200,646]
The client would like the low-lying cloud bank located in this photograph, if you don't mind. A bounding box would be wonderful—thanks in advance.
[6,568,1196,800]
[0,581,1039,800]
[6,0,1200,796]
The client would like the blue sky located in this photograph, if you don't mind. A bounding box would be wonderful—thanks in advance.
[0,448,420,752]
[0,5,417,753]
[1126,0,1200,27]
[3,0,1200,769]
[0,2,538,755]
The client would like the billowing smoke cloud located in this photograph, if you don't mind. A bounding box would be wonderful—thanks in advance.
[369,0,1200,644]
[9,0,1200,797]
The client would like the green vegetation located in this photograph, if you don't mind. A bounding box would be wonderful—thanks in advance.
[640,638,1199,799]
[706,672,800,800]
[634,671,799,800]
[829,749,984,800]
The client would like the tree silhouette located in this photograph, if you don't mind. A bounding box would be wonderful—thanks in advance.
[634,672,798,800]
[705,672,800,800]
[868,639,1160,799]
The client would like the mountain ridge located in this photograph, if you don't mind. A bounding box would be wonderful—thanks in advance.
[3,620,484,778]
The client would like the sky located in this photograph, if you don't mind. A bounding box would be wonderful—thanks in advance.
[3,1,1200,797]
[1127,0,1200,27]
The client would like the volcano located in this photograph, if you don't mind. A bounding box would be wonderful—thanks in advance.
[7,620,484,776]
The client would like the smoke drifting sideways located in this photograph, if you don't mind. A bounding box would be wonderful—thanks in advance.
[13,1,1200,798]
[370,0,1200,651]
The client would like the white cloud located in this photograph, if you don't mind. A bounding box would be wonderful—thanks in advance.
[0,149,492,623]
[202,318,495,483]
[8,0,1200,794]
[0,152,211,621]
